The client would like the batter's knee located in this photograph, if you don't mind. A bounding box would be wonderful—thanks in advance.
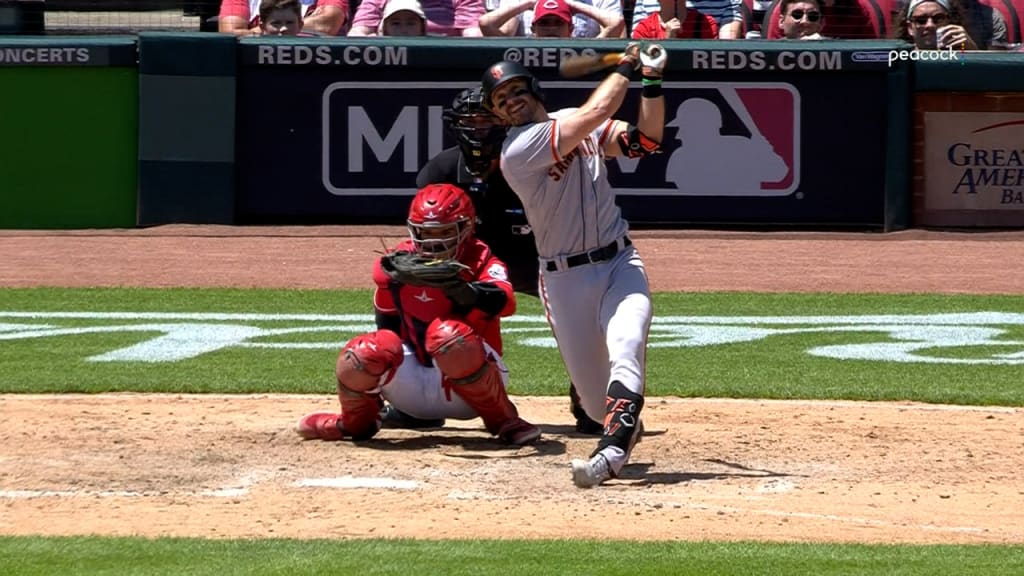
[425,318,486,381]
[336,329,404,395]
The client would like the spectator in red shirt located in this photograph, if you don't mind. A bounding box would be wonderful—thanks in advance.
[479,0,624,38]
[630,0,719,39]
[218,0,348,35]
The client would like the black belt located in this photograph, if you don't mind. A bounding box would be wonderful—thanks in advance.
[545,237,632,272]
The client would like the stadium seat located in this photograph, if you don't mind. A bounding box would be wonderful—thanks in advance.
[977,0,1022,43]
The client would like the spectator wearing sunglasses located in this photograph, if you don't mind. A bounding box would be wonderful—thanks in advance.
[767,0,874,39]
[778,0,827,39]
[894,0,977,50]
[631,0,719,39]
[894,0,1006,49]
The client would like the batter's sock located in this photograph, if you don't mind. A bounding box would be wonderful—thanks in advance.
[593,380,644,457]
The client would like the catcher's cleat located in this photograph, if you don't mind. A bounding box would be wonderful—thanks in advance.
[497,417,542,445]
[571,454,612,488]
[296,412,344,441]
[379,404,446,429]
[570,382,604,435]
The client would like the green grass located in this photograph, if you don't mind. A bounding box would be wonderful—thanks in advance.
[1,288,1022,404]
[2,287,1023,572]
[3,537,1023,576]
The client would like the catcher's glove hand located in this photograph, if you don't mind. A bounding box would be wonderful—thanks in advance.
[379,251,478,308]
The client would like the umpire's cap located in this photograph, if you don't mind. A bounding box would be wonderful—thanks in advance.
[480,60,544,110]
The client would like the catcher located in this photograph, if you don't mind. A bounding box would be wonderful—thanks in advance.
[296,183,542,446]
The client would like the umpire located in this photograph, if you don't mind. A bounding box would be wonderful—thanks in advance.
[416,86,603,435]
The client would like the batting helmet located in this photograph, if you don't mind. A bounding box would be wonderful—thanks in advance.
[407,183,477,260]
[442,87,507,175]
[480,60,544,111]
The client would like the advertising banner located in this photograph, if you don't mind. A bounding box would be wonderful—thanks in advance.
[236,40,897,228]
[923,112,1024,211]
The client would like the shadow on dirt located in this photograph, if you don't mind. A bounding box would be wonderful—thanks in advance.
[619,459,805,485]
[362,433,565,458]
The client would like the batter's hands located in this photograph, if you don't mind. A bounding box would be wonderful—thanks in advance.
[619,42,642,71]
[640,43,667,78]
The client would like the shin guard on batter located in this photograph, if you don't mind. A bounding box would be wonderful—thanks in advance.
[593,380,644,465]
[334,329,404,440]
[426,318,540,445]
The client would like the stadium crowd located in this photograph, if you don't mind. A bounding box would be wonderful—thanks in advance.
[217,0,1023,48]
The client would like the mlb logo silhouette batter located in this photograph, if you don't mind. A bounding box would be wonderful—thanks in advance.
[661,84,800,196]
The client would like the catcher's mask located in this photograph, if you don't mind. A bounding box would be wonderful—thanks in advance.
[407,183,477,260]
[442,87,507,176]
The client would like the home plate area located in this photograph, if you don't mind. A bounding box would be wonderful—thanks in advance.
[0,394,1020,544]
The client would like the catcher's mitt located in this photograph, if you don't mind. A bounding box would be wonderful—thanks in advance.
[379,250,469,288]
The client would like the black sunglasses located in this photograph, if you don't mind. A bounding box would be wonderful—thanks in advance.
[911,13,949,25]
[789,9,821,22]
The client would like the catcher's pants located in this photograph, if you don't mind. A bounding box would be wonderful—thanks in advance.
[382,342,510,420]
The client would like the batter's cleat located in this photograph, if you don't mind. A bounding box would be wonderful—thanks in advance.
[379,404,445,429]
[296,412,344,441]
[571,454,612,488]
[570,383,604,435]
[497,417,542,445]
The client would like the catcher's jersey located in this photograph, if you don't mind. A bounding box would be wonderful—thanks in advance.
[372,238,514,365]
[500,108,630,260]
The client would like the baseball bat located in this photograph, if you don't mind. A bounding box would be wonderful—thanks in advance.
[558,52,624,78]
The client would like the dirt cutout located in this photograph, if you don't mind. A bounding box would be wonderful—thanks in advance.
[1,227,1022,544]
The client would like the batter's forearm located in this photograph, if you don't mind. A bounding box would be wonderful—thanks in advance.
[636,90,665,144]
[583,73,630,121]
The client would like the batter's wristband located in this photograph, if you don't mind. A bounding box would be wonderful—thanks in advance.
[642,82,663,98]
[613,61,636,80]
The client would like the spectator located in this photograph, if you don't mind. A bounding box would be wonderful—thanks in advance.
[894,0,978,49]
[632,0,745,38]
[259,0,305,35]
[777,0,827,38]
[349,0,486,35]
[631,0,719,38]
[380,0,429,34]
[767,0,875,39]
[218,0,348,35]
[480,0,624,37]
[893,0,1006,48]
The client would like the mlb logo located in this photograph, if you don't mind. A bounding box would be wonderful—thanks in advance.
[613,82,800,197]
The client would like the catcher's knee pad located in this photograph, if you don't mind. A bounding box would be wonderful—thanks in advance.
[595,380,644,455]
[336,329,404,396]
[425,318,486,382]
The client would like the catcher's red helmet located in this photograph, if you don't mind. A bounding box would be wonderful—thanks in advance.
[407,183,476,259]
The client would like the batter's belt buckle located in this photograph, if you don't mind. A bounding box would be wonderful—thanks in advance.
[511,225,532,236]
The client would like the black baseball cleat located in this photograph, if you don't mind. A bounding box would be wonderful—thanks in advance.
[380,403,446,429]
[570,382,604,435]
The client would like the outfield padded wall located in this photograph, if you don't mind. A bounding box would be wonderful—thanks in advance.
[0,37,138,229]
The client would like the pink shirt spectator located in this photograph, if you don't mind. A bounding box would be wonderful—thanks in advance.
[349,0,486,35]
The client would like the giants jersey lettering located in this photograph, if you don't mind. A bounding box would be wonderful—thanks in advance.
[500,108,630,260]
[372,238,515,365]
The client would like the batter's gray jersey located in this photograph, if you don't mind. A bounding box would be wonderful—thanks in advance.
[500,108,630,260]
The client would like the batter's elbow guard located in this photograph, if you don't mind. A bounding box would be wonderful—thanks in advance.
[617,126,661,159]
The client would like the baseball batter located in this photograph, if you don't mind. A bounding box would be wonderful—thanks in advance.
[480,44,668,487]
